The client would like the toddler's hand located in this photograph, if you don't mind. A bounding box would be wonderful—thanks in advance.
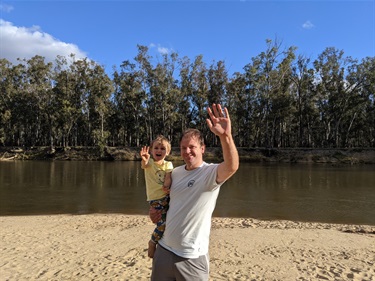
[163,186,170,194]
[140,146,150,162]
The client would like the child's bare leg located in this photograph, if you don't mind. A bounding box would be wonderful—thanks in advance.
[148,240,156,258]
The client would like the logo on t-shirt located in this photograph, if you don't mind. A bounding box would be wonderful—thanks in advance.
[155,170,166,185]
[187,180,195,188]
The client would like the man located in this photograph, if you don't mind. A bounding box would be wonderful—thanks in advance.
[150,103,239,281]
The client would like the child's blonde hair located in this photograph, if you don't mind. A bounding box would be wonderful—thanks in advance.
[150,135,171,153]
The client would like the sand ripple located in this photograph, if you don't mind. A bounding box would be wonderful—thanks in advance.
[1,215,374,280]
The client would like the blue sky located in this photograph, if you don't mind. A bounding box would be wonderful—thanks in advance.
[1,0,374,76]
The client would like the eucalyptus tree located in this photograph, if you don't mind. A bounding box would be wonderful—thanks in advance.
[361,57,375,147]
[314,47,362,147]
[270,46,296,147]
[243,40,274,147]
[161,52,183,145]
[5,62,30,146]
[54,56,108,147]
[147,51,180,142]
[243,39,296,147]
[134,45,155,144]
[53,54,84,147]
[226,72,253,147]
[290,55,318,147]
[112,59,146,146]
[87,63,113,153]
[189,55,209,135]
[207,60,228,145]
[176,56,194,142]
[71,58,94,145]
[207,60,228,105]
[0,59,18,145]
[344,56,375,147]
[53,55,94,146]
[21,56,55,148]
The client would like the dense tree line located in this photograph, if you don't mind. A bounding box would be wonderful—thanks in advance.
[1,40,374,151]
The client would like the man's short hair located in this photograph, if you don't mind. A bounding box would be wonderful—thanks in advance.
[180,129,205,147]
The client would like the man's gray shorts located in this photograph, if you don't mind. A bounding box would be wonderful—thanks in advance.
[151,245,209,281]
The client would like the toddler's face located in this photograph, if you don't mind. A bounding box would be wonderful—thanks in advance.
[151,141,169,161]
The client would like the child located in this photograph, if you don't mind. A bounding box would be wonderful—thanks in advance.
[140,135,173,258]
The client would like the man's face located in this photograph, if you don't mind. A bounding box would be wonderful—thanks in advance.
[180,136,205,170]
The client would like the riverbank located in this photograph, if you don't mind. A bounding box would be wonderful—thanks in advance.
[1,146,375,164]
[1,214,374,280]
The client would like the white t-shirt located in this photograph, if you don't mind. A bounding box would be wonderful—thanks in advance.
[158,162,221,258]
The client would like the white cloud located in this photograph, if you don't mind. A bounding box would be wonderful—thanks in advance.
[157,46,169,55]
[0,3,14,13]
[302,20,314,30]
[149,43,172,55]
[0,19,87,65]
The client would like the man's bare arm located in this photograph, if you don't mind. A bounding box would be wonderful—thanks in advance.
[206,104,239,184]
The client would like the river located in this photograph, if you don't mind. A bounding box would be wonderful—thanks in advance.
[0,161,374,225]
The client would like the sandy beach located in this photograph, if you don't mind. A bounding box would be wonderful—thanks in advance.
[1,214,374,281]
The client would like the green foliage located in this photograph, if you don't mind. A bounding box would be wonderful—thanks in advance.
[92,129,110,157]
[1,41,374,148]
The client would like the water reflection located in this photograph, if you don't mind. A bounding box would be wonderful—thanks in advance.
[214,163,375,225]
[0,161,149,215]
[1,161,374,225]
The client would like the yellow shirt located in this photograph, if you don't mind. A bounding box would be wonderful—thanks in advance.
[143,158,173,201]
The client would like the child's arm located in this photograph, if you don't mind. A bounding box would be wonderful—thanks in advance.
[140,146,150,168]
[162,172,172,194]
